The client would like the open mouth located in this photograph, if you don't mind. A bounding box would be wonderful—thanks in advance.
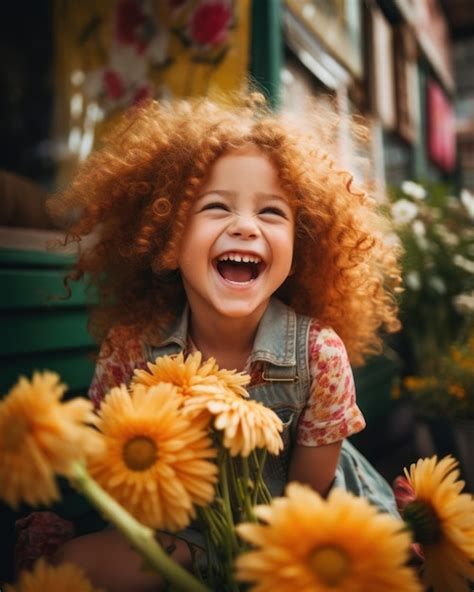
[214,253,266,283]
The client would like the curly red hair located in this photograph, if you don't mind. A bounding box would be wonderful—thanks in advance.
[49,93,401,366]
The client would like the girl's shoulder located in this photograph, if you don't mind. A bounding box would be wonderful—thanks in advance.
[97,325,147,359]
[307,318,349,361]
[89,325,148,407]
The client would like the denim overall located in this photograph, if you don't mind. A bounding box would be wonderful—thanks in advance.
[150,298,399,546]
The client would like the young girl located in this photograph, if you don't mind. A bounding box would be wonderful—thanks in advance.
[23,93,402,591]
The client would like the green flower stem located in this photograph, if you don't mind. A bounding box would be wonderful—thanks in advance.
[204,506,241,592]
[197,506,230,588]
[241,457,256,522]
[227,454,246,520]
[209,500,227,527]
[198,506,224,547]
[207,451,241,592]
[70,461,210,592]
[202,527,215,590]
[218,450,239,552]
[251,449,271,504]
[227,451,239,492]
[250,450,260,505]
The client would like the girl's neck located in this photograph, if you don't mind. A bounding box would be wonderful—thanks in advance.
[188,311,262,372]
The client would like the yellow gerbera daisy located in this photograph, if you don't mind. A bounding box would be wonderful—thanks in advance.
[0,372,100,508]
[87,383,218,531]
[404,455,474,592]
[5,558,103,592]
[236,483,422,592]
[183,391,283,457]
[132,351,250,398]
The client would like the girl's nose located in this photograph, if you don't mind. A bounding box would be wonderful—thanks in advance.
[228,214,260,239]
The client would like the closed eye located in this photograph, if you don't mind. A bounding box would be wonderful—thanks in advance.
[200,202,230,212]
[260,206,288,218]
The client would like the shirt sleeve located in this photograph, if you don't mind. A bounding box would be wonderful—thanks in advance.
[88,326,148,408]
[296,320,366,446]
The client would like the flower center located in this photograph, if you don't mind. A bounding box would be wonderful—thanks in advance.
[4,417,28,451]
[404,500,441,545]
[310,545,351,587]
[123,436,158,471]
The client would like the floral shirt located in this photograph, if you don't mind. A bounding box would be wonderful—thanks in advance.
[89,320,366,447]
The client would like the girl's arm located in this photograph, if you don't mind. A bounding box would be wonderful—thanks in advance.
[289,322,365,496]
[288,440,342,496]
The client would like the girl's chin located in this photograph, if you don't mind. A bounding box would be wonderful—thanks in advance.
[212,302,269,320]
[217,292,270,312]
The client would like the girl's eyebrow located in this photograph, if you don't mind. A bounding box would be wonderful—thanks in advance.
[198,189,288,202]
[197,189,234,199]
[256,192,289,203]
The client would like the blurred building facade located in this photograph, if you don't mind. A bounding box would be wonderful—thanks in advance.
[280,0,468,191]
[2,0,473,201]
[442,0,474,191]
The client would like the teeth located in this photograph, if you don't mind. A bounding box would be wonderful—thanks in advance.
[217,252,262,264]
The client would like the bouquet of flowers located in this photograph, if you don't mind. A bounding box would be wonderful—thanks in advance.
[1,354,474,591]
[389,182,474,375]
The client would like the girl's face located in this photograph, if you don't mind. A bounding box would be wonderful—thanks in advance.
[178,146,295,323]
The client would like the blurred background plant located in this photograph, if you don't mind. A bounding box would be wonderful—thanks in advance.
[388,181,474,382]
[388,181,474,491]
[400,328,474,419]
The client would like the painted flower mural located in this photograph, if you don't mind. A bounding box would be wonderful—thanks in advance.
[188,1,232,47]
[55,2,247,174]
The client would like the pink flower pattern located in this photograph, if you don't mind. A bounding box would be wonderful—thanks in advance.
[114,0,151,55]
[102,68,126,100]
[295,321,365,445]
[188,1,232,47]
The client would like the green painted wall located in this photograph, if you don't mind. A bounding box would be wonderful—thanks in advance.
[250,0,283,110]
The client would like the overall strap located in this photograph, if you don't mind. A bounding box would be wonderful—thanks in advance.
[294,311,312,402]
[258,310,312,410]
[262,364,298,382]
